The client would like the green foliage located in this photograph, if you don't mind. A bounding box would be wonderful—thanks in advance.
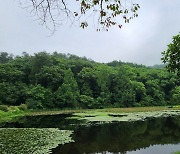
[96,65,113,104]
[132,81,146,104]
[0,52,13,64]
[18,104,28,111]
[0,64,25,82]
[111,67,136,107]
[0,105,27,113]
[145,80,166,106]
[79,95,95,109]
[36,66,64,91]
[162,34,180,76]
[0,82,27,105]
[31,52,53,75]
[8,106,20,112]
[0,105,9,112]
[0,128,73,154]
[54,69,79,108]
[26,85,53,109]
[0,105,25,123]
[77,67,99,97]
[0,51,179,110]
[171,86,180,105]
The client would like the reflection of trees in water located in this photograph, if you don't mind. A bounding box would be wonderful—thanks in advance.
[53,116,180,154]
[1,114,82,130]
[1,114,180,154]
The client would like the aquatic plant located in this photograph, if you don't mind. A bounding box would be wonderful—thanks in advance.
[70,110,180,123]
[0,128,73,154]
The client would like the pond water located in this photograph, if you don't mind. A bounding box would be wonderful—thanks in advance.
[1,114,180,154]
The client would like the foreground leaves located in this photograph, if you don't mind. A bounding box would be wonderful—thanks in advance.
[0,128,73,154]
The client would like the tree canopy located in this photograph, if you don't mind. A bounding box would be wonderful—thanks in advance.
[0,51,179,109]
[162,34,180,76]
[19,0,140,32]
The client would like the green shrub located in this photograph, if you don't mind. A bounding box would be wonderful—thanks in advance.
[0,105,9,112]
[171,86,180,105]
[8,106,20,112]
[135,103,141,107]
[79,95,95,109]
[18,104,28,111]
[26,99,43,109]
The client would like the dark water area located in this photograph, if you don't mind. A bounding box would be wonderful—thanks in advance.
[52,116,180,154]
[1,114,180,154]
[0,114,82,129]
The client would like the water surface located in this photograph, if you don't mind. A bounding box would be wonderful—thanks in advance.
[1,114,180,154]
[51,116,180,154]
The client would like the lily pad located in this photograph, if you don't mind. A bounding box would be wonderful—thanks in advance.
[70,110,180,123]
[0,128,73,154]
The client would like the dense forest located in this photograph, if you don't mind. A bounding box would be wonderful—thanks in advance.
[0,51,179,109]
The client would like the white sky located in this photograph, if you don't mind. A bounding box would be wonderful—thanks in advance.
[0,0,180,66]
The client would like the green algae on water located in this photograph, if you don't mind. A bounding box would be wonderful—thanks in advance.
[0,128,73,154]
[69,110,180,123]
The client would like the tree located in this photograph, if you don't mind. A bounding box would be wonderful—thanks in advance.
[1,51,179,109]
[170,86,180,105]
[0,52,13,64]
[31,52,53,75]
[131,81,146,105]
[26,84,53,109]
[77,67,99,97]
[11,54,33,84]
[30,52,53,84]
[79,95,95,109]
[0,82,27,106]
[111,67,136,107]
[54,69,79,108]
[0,63,25,83]
[96,65,113,105]
[162,34,180,76]
[36,66,65,91]
[19,0,140,32]
[145,80,166,106]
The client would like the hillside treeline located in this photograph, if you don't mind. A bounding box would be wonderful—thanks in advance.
[0,52,179,109]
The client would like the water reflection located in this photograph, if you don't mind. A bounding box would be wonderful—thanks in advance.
[89,144,180,154]
[127,144,180,154]
[0,114,83,129]
[0,114,180,154]
[52,116,180,154]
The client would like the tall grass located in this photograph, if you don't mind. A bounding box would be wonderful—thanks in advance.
[0,105,26,123]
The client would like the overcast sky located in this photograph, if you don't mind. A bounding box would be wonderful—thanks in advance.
[0,0,180,66]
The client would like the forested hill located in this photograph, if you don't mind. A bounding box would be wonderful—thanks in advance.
[0,52,179,109]
[149,64,166,69]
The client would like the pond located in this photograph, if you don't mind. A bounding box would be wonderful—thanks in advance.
[0,114,180,154]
